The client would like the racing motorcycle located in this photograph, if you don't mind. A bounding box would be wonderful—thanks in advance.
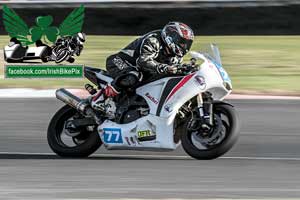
[48,38,83,64]
[47,44,240,160]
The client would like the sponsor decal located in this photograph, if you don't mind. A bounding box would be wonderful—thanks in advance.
[134,136,141,145]
[103,128,123,144]
[208,59,231,83]
[194,75,206,89]
[112,56,129,70]
[217,64,231,83]
[125,136,141,146]
[130,137,136,145]
[125,137,131,145]
[164,104,173,112]
[137,130,156,142]
[145,92,159,104]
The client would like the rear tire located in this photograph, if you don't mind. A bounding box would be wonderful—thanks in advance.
[41,48,50,63]
[47,105,102,158]
[181,103,239,160]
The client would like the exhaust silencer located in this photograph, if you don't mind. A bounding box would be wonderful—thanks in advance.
[55,88,89,114]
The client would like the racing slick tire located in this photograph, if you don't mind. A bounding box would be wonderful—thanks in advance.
[181,103,239,160]
[47,105,102,158]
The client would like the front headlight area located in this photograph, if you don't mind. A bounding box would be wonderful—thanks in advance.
[223,81,232,91]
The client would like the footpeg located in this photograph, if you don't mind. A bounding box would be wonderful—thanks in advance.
[85,84,97,95]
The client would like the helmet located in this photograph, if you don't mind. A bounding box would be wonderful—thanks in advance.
[161,22,194,57]
[75,32,86,45]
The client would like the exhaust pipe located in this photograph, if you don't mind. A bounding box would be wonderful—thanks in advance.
[55,88,90,114]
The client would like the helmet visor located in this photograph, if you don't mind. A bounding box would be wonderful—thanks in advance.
[170,32,193,54]
[178,38,193,53]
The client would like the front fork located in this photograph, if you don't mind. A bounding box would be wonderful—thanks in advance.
[197,93,214,126]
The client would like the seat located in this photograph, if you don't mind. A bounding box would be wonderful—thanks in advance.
[84,66,111,77]
[84,66,113,86]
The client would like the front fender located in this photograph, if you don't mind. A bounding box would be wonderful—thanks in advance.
[213,100,234,107]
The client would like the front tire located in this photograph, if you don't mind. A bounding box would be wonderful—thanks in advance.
[181,103,239,160]
[47,105,102,157]
[55,49,70,63]
[67,57,75,63]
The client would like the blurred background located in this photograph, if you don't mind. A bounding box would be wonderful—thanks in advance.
[0,0,300,95]
[1,1,300,199]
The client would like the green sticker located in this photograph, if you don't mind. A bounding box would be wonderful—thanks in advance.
[5,65,84,78]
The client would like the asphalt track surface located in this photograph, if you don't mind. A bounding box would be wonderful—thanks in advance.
[0,98,300,199]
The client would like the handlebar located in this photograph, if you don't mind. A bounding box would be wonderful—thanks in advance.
[176,63,199,75]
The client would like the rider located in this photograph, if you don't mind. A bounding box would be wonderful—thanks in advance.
[55,32,86,56]
[91,22,194,110]
[37,32,86,62]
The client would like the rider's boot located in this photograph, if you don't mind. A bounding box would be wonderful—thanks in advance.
[90,84,120,112]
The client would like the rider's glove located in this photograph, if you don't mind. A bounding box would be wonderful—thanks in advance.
[166,65,178,74]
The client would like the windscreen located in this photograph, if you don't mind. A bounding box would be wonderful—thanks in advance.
[200,43,222,67]
[200,44,231,84]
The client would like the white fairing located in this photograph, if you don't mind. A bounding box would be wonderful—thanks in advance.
[4,44,20,59]
[98,44,232,151]
[26,46,47,57]
[96,73,113,84]
[4,44,47,60]
[98,114,176,150]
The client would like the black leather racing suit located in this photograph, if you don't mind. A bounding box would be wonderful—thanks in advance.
[106,30,182,91]
[55,36,83,56]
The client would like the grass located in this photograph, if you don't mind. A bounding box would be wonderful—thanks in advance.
[1,35,300,95]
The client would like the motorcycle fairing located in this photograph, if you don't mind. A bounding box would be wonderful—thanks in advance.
[97,72,205,150]
[98,114,176,151]
[93,51,231,151]
[4,44,47,61]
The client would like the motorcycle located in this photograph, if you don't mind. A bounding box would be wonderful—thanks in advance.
[4,38,49,63]
[49,38,83,64]
[47,44,240,160]
[49,44,74,64]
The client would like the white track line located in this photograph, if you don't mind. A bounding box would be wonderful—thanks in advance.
[12,199,300,200]
[1,151,300,161]
[31,199,300,200]
[39,198,299,200]
[19,199,300,200]
[0,88,299,100]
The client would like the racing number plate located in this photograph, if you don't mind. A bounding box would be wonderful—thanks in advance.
[103,128,123,143]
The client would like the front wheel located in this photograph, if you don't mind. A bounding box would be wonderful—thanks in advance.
[55,48,70,63]
[47,105,102,157]
[181,103,240,160]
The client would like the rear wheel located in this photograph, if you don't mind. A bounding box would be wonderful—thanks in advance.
[181,103,239,160]
[41,48,50,63]
[47,105,102,157]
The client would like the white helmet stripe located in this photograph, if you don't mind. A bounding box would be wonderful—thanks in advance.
[174,22,183,37]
